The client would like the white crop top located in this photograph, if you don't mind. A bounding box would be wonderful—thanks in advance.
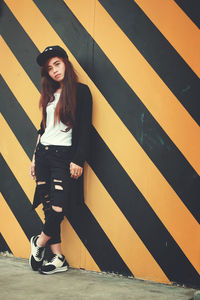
[40,93,72,146]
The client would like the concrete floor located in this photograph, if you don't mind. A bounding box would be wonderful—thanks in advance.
[0,255,196,300]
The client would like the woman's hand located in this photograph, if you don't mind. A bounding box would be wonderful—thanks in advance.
[29,162,36,180]
[70,162,83,179]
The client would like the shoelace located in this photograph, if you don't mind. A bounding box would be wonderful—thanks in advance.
[35,245,44,259]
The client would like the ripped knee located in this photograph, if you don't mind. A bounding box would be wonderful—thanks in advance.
[37,181,46,185]
[53,179,63,191]
[52,205,63,212]
[51,178,64,212]
[35,180,50,210]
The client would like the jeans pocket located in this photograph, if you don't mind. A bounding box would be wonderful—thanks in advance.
[35,144,44,158]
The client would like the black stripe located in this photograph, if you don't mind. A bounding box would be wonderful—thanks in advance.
[0,76,38,158]
[174,0,200,29]
[98,0,200,125]
[0,233,12,254]
[0,82,132,276]
[32,0,200,222]
[89,126,200,287]
[0,2,41,90]
[0,156,43,239]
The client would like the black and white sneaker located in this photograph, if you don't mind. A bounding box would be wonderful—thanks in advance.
[29,235,45,271]
[39,254,69,275]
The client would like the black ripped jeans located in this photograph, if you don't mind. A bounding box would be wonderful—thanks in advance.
[33,142,72,245]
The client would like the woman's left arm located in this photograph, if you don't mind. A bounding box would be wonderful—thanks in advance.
[70,85,92,179]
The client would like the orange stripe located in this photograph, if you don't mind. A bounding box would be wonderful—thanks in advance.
[0,193,30,258]
[0,36,41,128]
[64,0,200,176]
[135,0,200,79]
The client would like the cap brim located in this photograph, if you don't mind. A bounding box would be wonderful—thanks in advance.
[36,50,67,66]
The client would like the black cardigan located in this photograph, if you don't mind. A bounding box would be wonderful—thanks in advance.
[38,82,92,167]
[36,82,92,208]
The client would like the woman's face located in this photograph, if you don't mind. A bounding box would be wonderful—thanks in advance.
[47,57,66,83]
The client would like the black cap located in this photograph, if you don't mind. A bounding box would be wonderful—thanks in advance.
[36,46,68,66]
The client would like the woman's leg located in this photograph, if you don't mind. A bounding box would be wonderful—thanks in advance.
[39,205,68,275]
[38,205,63,249]
[49,205,62,255]
[37,232,51,247]
[30,145,51,271]
[39,205,63,253]
[39,162,70,274]
[50,243,62,255]
[37,147,71,274]
[42,204,64,244]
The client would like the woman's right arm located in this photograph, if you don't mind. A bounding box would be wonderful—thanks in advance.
[29,134,40,180]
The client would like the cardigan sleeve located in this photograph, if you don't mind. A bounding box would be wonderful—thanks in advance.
[71,85,92,167]
[37,121,44,135]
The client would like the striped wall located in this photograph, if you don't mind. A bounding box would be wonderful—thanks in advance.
[0,0,200,287]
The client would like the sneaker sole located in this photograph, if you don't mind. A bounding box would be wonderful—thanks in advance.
[39,266,68,275]
[29,236,35,268]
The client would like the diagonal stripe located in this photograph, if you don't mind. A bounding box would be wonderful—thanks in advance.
[174,0,200,29]
[0,233,12,254]
[0,194,30,258]
[44,0,200,226]
[0,100,100,270]
[89,127,200,285]
[4,0,200,274]
[1,97,130,274]
[0,113,44,221]
[1,77,169,280]
[84,164,169,283]
[2,0,199,226]
[65,0,200,176]
[65,202,132,275]
[0,75,37,159]
[1,0,200,288]
[60,0,200,272]
[61,217,100,272]
[0,149,127,274]
[98,0,200,128]
[2,70,199,283]
[135,0,200,78]
[0,113,107,273]
[0,36,41,129]
[0,156,43,240]
[0,3,40,89]
[0,193,30,258]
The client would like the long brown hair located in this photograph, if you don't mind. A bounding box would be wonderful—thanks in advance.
[39,57,78,131]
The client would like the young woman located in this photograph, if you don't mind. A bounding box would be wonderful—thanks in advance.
[29,46,92,275]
